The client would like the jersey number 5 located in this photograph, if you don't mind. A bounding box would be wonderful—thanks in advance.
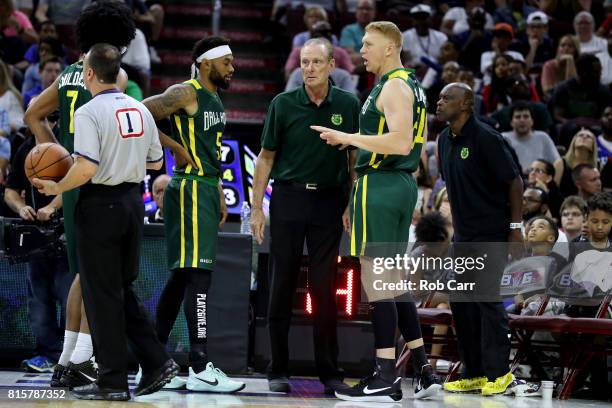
[115,108,144,138]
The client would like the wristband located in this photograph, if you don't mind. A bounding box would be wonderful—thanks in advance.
[509,223,522,230]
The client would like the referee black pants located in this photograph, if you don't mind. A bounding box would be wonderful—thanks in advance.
[75,183,170,390]
[267,183,345,382]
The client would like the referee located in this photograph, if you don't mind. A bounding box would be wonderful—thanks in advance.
[436,83,523,396]
[251,38,359,395]
[34,43,178,401]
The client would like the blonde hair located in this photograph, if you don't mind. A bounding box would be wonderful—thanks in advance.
[365,21,403,49]
[564,128,598,169]
[556,34,580,61]
[0,59,22,106]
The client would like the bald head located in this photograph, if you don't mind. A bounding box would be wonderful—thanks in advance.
[152,174,171,210]
[442,83,474,105]
[436,82,474,123]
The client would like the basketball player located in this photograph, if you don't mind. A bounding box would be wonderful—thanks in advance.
[311,21,441,402]
[140,36,245,393]
[23,1,193,389]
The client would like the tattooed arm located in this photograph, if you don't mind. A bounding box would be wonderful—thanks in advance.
[143,84,197,119]
[143,84,198,169]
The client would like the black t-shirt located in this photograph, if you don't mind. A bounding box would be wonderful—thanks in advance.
[6,137,54,210]
[438,115,521,241]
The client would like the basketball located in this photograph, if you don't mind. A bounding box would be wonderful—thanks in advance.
[24,142,73,183]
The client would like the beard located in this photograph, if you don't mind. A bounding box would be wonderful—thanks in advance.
[210,65,230,89]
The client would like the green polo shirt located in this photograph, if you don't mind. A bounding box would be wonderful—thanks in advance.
[261,82,360,185]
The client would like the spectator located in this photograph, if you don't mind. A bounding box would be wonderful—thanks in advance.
[526,159,563,219]
[285,21,353,80]
[22,37,64,95]
[494,0,537,34]
[412,211,451,374]
[502,102,559,174]
[147,173,170,224]
[23,21,60,65]
[480,23,524,81]
[455,7,492,74]
[4,125,71,374]
[550,54,612,124]
[557,196,588,243]
[596,37,612,87]
[554,128,599,197]
[402,4,448,69]
[421,40,459,90]
[340,0,375,67]
[35,0,91,55]
[585,193,611,249]
[492,77,553,133]
[596,0,612,37]
[522,186,550,222]
[513,11,554,71]
[541,34,579,99]
[426,61,460,114]
[124,0,164,43]
[0,59,24,132]
[457,68,484,114]
[14,0,33,15]
[291,6,338,48]
[482,54,513,113]
[441,0,494,36]
[0,0,38,64]
[572,163,602,201]
[122,28,150,97]
[597,106,612,167]
[23,57,62,108]
[574,11,607,56]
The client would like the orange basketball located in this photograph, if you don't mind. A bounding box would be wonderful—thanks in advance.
[24,142,73,182]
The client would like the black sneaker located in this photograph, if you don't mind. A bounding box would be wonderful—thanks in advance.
[50,364,66,387]
[72,383,129,401]
[323,378,350,395]
[134,359,180,397]
[414,364,441,399]
[60,361,98,389]
[335,371,402,403]
[268,377,291,393]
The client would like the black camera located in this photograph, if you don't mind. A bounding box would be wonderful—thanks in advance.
[0,216,66,264]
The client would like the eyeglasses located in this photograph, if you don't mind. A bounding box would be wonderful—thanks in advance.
[562,211,583,218]
[527,167,547,174]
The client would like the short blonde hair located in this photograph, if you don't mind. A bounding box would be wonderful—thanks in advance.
[365,21,403,49]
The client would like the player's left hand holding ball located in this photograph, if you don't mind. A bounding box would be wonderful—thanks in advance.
[32,178,60,196]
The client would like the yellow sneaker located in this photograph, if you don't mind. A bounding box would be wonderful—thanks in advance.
[481,372,514,396]
[443,377,488,393]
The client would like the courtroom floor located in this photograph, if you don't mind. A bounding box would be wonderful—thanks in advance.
[0,370,606,408]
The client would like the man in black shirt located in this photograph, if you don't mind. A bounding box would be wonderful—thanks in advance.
[436,83,524,396]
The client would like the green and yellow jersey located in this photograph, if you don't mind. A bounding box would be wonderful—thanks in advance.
[57,61,92,153]
[169,79,225,179]
[355,68,427,176]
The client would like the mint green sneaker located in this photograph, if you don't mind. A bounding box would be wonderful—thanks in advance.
[186,362,245,393]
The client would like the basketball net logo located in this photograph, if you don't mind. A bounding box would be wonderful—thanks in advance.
[115,108,144,138]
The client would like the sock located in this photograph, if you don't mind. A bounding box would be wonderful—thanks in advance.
[375,357,397,383]
[411,346,429,377]
[58,331,78,366]
[70,333,93,364]
[184,268,212,374]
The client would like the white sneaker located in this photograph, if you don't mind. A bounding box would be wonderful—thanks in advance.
[186,362,245,393]
[135,365,187,390]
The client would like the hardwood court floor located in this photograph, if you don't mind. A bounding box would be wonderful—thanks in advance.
[0,370,606,408]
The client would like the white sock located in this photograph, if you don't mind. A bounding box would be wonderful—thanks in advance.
[70,333,93,364]
[58,331,78,366]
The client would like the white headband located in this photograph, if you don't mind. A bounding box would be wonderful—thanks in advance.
[191,45,232,78]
